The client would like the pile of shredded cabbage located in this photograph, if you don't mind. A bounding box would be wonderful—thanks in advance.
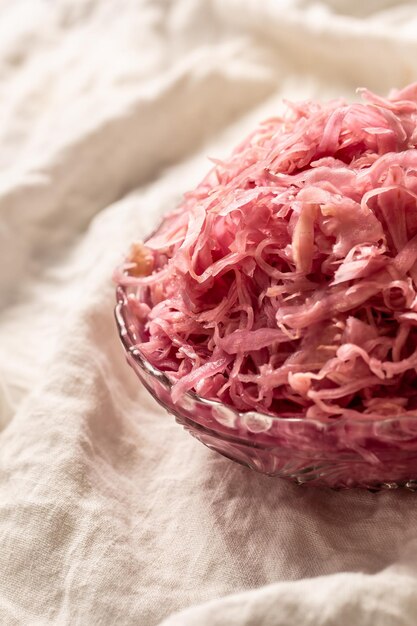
[116,83,417,421]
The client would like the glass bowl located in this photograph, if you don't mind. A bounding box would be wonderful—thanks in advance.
[115,284,417,490]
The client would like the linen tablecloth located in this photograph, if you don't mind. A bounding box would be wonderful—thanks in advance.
[2,1,417,624]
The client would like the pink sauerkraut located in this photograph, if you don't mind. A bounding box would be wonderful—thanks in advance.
[116,83,417,421]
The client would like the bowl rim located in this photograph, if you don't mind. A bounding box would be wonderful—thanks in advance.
[115,284,417,429]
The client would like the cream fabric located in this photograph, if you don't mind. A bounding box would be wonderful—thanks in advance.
[2,1,417,624]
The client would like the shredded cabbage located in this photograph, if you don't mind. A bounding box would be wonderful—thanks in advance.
[115,83,417,421]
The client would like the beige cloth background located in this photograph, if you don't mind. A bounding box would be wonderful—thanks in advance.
[2,1,417,624]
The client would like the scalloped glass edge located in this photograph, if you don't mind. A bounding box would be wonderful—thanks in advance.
[115,285,417,490]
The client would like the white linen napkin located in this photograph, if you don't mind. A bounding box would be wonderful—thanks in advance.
[2,1,417,624]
